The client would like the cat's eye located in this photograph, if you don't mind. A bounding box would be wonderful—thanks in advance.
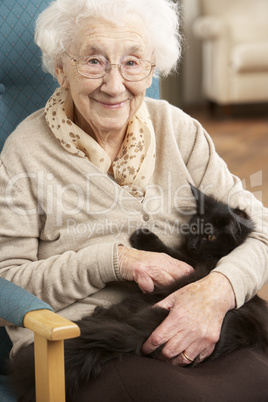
[192,224,198,233]
[207,234,216,241]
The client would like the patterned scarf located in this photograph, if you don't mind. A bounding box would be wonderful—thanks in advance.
[45,88,156,200]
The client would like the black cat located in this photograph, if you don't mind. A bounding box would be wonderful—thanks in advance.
[11,185,268,402]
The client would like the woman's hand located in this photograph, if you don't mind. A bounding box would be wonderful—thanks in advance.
[142,272,236,365]
[118,245,194,293]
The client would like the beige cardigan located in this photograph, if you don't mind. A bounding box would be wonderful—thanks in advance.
[1,98,268,355]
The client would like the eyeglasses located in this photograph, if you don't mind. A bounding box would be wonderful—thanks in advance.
[65,53,155,82]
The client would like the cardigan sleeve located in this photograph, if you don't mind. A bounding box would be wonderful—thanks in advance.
[178,114,268,307]
[0,159,121,312]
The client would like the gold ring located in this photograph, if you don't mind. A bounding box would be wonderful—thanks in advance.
[182,351,194,363]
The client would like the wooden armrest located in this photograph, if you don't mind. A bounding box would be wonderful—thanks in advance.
[23,310,80,402]
[23,309,80,340]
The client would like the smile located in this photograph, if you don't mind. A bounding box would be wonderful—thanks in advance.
[94,99,128,109]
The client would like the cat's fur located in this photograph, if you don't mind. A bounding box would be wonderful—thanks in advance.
[10,185,268,402]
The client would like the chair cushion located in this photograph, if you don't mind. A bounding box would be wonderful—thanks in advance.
[201,0,237,15]
[231,42,268,72]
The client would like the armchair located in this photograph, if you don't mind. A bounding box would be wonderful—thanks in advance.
[0,277,80,402]
[193,0,268,106]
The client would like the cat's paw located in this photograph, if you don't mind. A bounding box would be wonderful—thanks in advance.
[130,229,160,250]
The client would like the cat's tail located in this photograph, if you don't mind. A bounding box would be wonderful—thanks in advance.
[210,295,268,360]
[9,343,36,402]
[9,321,149,402]
[64,306,168,400]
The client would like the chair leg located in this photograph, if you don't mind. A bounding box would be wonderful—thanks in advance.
[208,100,217,115]
[208,101,233,118]
[34,334,66,402]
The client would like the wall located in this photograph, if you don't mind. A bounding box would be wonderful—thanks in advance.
[160,0,203,107]
[181,0,203,105]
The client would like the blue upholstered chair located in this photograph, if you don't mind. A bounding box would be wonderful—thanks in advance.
[0,1,160,400]
[0,0,160,152]
[1,3,82,401]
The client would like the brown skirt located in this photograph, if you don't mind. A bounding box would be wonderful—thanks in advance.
[74,348,268,402]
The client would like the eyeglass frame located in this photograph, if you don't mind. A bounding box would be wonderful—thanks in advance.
[65,52,156,82]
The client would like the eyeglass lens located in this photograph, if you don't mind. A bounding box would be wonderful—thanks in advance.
[77,56,152,81]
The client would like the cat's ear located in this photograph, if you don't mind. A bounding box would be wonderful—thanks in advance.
[232,208,255,230]
[190,183,198,199]
[232,208,249,220]
[229,208,254,240]
[189,184,206,214]
[228,215,242,240]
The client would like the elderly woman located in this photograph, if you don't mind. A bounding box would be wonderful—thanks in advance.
[1,0,268,400]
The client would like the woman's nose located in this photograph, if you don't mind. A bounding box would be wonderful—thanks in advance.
[100,65,126,96]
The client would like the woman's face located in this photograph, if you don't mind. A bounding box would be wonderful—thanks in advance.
[56,16,154,139]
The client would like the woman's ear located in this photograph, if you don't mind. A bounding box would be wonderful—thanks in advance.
[55,64,69,89]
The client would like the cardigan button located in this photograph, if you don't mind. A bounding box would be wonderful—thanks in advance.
[143,214,150,222]
[0,84,6,94]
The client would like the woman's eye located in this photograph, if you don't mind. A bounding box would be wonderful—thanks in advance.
[83,56,106,66]
[87,58,101,65]
[124,58,139,67]
[126,60,137,66]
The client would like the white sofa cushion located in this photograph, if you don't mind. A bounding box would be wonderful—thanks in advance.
[231,42,268,72]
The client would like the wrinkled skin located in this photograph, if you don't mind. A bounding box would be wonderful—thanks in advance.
[118,245,236,365]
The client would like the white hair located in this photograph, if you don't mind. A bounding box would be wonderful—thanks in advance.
[35,0,182,78]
